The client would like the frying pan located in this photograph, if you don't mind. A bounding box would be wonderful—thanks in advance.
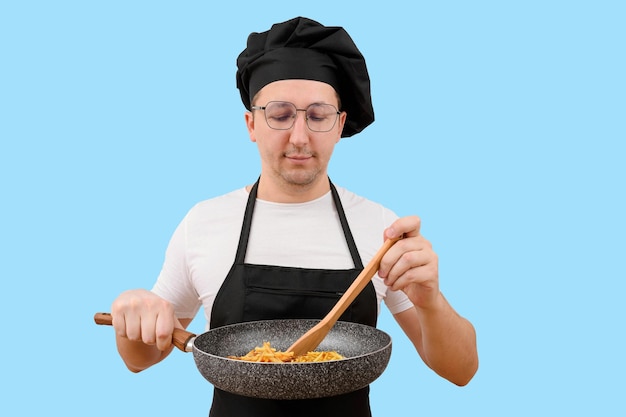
[95,314,391,400]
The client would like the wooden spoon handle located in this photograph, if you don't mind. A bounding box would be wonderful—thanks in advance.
[93,312,196,352]
[324,236,400,324]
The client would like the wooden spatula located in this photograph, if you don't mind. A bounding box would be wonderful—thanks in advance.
[286,237,400,357]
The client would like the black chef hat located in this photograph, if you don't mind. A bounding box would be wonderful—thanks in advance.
[236,17,374,137]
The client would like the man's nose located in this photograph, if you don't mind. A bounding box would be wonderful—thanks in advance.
[289,110,310,145]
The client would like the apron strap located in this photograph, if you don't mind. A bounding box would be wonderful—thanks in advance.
[234,178,259,264]
[329,180,364,269]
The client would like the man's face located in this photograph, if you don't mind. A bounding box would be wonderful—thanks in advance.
[245,79,346,190]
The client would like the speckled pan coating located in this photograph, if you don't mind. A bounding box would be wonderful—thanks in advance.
[191,319,392,400]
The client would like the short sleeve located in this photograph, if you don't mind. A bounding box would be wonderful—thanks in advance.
[151,214,202,319]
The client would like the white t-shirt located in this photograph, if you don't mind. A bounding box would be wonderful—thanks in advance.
[152,185,414,330]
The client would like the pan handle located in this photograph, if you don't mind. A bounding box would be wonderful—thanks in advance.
[94,312,196,353]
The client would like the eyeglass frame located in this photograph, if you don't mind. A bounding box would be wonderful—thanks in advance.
[250,101,342,132]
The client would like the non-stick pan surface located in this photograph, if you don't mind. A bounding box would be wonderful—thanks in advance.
[193,319,392,400]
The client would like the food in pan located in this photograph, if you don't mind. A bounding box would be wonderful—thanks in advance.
[228,341,344,363]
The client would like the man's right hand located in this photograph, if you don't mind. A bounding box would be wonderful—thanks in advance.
[111,289,177,352]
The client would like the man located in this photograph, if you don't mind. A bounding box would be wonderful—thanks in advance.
[109,16,478,416]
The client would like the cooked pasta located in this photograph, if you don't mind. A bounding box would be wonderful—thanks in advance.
[228,341,344,363]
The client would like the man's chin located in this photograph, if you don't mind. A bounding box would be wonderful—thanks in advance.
[280,170,320,187]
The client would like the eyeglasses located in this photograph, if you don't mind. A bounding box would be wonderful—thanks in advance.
[251,101,341,132]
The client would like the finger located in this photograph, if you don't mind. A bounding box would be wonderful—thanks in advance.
[111,311,128,339]
[140,315,158,346]
[111,301,137,340]
[388,259,438,292]
[379,234,424,278]
[382,239,436,285]
[384,215,421,240]
[154,312,175,351]
[122,312,142,342]
[383,248,424,286]
[378,237,406,278]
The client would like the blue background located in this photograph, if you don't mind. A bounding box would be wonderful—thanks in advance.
[1,1,624,415]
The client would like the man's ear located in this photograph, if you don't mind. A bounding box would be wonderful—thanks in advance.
[245,111,257,142]
[336,111,348,142]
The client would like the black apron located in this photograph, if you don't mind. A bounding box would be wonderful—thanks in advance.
[209,179,378,417]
